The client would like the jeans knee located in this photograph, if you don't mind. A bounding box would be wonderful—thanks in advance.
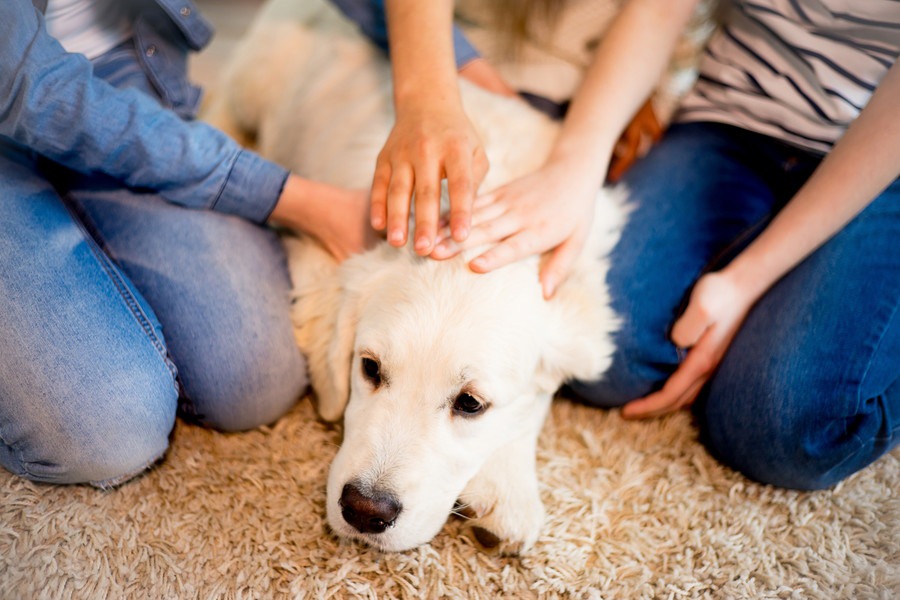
[180,341,307,432]
[0,384,177,487]
[698,377,897,490]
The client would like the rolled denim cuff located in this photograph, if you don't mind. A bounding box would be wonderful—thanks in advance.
[452,25,480,69]
[212,149,289,224]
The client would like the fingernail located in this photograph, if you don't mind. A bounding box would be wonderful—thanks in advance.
[542,281,554,299]
[470,257,487,271]
[415,236,430,252]
[372,216,384,229]
[389,230,404,245]
[452,225,468,241]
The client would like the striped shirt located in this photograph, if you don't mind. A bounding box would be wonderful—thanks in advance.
[677,0,900,153]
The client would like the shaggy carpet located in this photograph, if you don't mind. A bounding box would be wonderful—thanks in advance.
[4,2,896,599]
[1,396,897,599]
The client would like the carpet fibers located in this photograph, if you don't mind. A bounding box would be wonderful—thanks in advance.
[1,396,897,599]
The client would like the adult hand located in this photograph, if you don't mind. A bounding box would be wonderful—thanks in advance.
[431,159,599,299]
[269,175,377,262]
[607,98,663,183]
[622,270,756,419]
[370,103,489,256]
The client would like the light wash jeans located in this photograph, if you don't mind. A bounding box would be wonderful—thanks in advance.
[0,42,306,487]
[568,122,900,490]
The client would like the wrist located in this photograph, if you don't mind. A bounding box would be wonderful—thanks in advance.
[270,174,314,232]
[394,78,462,113]
[717,257,774,306]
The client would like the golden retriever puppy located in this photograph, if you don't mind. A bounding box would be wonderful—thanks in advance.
[210,1,623,553]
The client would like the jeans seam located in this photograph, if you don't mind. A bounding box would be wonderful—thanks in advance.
[855,293,900,420]
[60,201,178,382]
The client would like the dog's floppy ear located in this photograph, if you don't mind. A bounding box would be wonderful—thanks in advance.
[535,189,627,392]
[289,239,396,422]
[287,237,361,422]
[535,269,619,394]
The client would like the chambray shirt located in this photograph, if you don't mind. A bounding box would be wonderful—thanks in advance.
[1,0,288,224]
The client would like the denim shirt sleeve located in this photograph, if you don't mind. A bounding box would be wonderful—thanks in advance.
[329,0,480,68]
[1,1,287,224]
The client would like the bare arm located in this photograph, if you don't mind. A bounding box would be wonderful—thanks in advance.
[374,0,488,254]
[726,60,900,300]
[433,0,701,297]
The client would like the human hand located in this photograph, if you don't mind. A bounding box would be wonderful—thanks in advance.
[431,159,599,298]
[622,270,756,419]
[371,103,489,256]
[269,175,377,262]
[607,98,663,183]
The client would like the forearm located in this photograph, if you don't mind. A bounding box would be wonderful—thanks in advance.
[385,0,461,113]
[725,61,900,299]
[330,0,480,69]
[549,0,701,183]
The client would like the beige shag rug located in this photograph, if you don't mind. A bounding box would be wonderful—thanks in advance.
[1,394,897,599]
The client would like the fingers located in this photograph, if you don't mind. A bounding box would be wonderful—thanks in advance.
[385,164,414,247]
[621,328,719,419]
[469,229,541,273]
[670,302,711,349]
[370,157,391,232]
[444,146,477,244]
[539,231,585,299]
[622,377,706,419]
[430,191,511,259]
[413,164,443,255]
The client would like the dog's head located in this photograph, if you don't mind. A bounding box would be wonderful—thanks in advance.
[294,237,616,552]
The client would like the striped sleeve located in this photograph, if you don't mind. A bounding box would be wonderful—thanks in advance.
[677,0,900,153]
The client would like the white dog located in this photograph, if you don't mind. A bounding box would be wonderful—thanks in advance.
[210,1,624,554]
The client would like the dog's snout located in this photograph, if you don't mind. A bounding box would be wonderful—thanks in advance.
[339,482,402,534]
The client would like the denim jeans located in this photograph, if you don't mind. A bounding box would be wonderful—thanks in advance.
[567,122,900,490]
[0,42,306,487]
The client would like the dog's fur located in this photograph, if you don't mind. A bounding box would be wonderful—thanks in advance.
[209,2,624,554]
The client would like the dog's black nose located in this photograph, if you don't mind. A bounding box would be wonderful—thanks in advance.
[339,482,402,534]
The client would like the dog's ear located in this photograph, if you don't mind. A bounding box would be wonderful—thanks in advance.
[314,289,359,422]
[287,237,361,422]
[535,258,620,394]
[289,240,396,422]
[535,189,627,392]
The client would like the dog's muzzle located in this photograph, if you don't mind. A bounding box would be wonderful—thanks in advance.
[339,482,402,534]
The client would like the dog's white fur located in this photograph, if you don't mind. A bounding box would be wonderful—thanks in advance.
[210,2,624,553]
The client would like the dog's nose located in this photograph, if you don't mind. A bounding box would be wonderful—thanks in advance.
[339,482,402,534]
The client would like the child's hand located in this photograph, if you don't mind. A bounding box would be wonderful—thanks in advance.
[622,271,755,419]
[431,158,599,298]
[270,175,377,262]
[371,104,489,256]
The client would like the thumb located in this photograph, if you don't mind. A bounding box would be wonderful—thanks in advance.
[539,235,583,299]
[670,302,711,349]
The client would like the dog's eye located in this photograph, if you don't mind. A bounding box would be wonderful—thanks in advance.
[452,393,484,417]
[361,357,382,387]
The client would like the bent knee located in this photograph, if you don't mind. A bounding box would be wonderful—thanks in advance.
[179,342,308,432]
[0,388,177,487]
[698,384,897,490]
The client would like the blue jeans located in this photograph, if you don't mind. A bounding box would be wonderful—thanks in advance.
[568,122,900,490]
[0,42,306,487]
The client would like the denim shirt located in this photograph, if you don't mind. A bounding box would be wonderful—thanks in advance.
[1,0,287,224]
